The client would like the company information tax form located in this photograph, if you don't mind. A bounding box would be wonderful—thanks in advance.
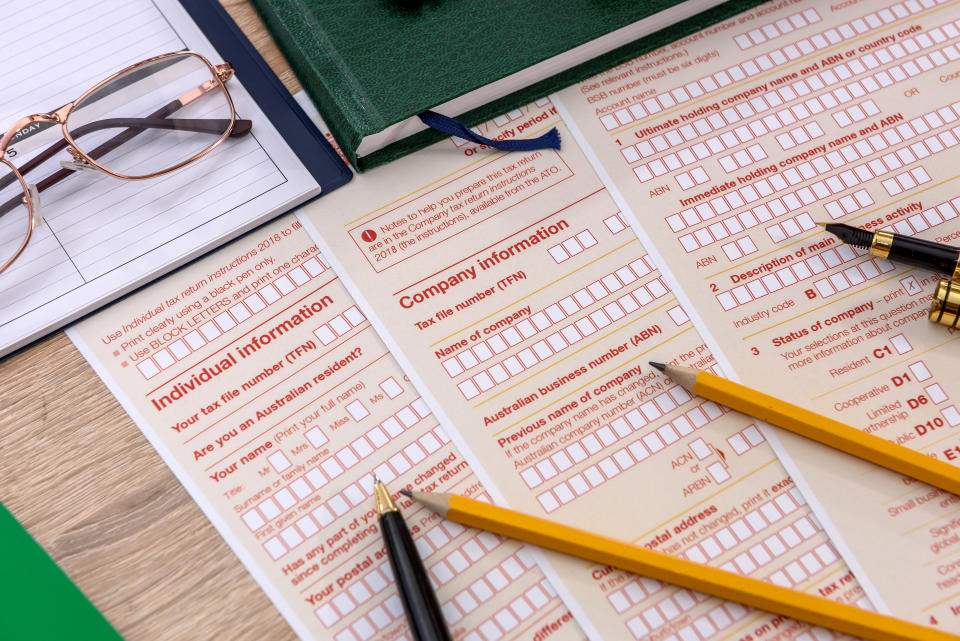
[297,95,861,641]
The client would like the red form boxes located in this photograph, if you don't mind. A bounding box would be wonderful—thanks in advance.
[379,376,403,399]
[443,258,653,379]
[313,305,366,345]
[720,236,758,262]
[314,559,396,627]
[245,398,434,539]
[674,102,960,245]
[427,527,502,587]
[600,2,926,133]
[679,12,950,152]
[674,103,960,257]
[603,214,629,234]
[734,9,822,50]
[675,167,711,190]
[136,255,328,380]
[439,551,540,628]
[467,579,557,641]
[455,273,669,400]
[887,197,960,237]
[631,15,960,209]
[765,212,817,243]
[726,424,765,455]
[832,99,881,128]
[547,229,598,263]
[684,489,814,571]
[530,398,731,513]
[626,594,746,641]
[774,122,825,152]
[267,450,292,473]
[882,167,932,196]
[713,244,898,311]
[264,425,446,562]
[718,144,769,173]
[332,565,556,641]
[613,489,856,639]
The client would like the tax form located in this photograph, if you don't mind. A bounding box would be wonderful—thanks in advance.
[69,214,582,641]
[554,0,960,629]
[0,0,320,357]
[298,100,864,641]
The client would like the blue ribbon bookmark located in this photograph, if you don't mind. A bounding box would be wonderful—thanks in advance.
[419,110,561,152]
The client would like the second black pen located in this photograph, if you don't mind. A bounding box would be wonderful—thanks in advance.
[821,222,960,276]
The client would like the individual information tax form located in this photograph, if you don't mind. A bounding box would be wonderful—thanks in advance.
[0,0,320,357]
[552,0,960,629]
[297,97,864,641]
[69,214,584,641]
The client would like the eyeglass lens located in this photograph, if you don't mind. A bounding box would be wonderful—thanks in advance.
[66,52,233,178]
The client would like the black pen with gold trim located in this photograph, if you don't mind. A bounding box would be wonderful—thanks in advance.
[374,479,453,641]
[821,222,960,327]
[821,222,960,276]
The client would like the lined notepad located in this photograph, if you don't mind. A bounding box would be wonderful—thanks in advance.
[0,0,320,357]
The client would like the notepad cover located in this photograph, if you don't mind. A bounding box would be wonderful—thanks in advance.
[249,0,766,170]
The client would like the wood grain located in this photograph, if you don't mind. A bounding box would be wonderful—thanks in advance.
[0,4,301,639]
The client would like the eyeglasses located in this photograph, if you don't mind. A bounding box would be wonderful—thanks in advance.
[0,51,253,276]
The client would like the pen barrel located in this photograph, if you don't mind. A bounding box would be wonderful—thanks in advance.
[379,511,453,641]
[888,234,960,276]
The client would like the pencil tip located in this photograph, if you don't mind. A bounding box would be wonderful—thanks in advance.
[399,489,413,498]
[649,361,666,372]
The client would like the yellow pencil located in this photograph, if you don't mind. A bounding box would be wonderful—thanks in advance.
[403,489,957,641]
[649,362,960,496]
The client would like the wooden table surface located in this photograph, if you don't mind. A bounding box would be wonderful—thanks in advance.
[0,3,304,640]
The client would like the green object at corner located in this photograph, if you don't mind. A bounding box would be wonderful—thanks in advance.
[0,503,124,640]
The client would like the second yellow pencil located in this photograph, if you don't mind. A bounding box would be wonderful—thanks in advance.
[650,362,960,496]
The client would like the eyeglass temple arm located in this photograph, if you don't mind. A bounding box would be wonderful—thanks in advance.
[0,109,251,217]
[0,116,251,193]
[0,66,239,199]
[0,69,240,216]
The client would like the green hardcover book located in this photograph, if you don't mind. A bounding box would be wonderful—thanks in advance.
[0,503,124,641]
[250,0,766,170]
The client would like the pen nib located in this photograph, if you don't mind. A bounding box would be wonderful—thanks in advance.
[373,479,399,514]
[815,221,828,228]
[400,489,413,498]
[648,361,667,372]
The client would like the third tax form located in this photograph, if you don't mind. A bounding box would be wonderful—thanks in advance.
[555,0,960,627]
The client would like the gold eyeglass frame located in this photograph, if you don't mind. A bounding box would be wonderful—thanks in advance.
[0,50,244,276]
